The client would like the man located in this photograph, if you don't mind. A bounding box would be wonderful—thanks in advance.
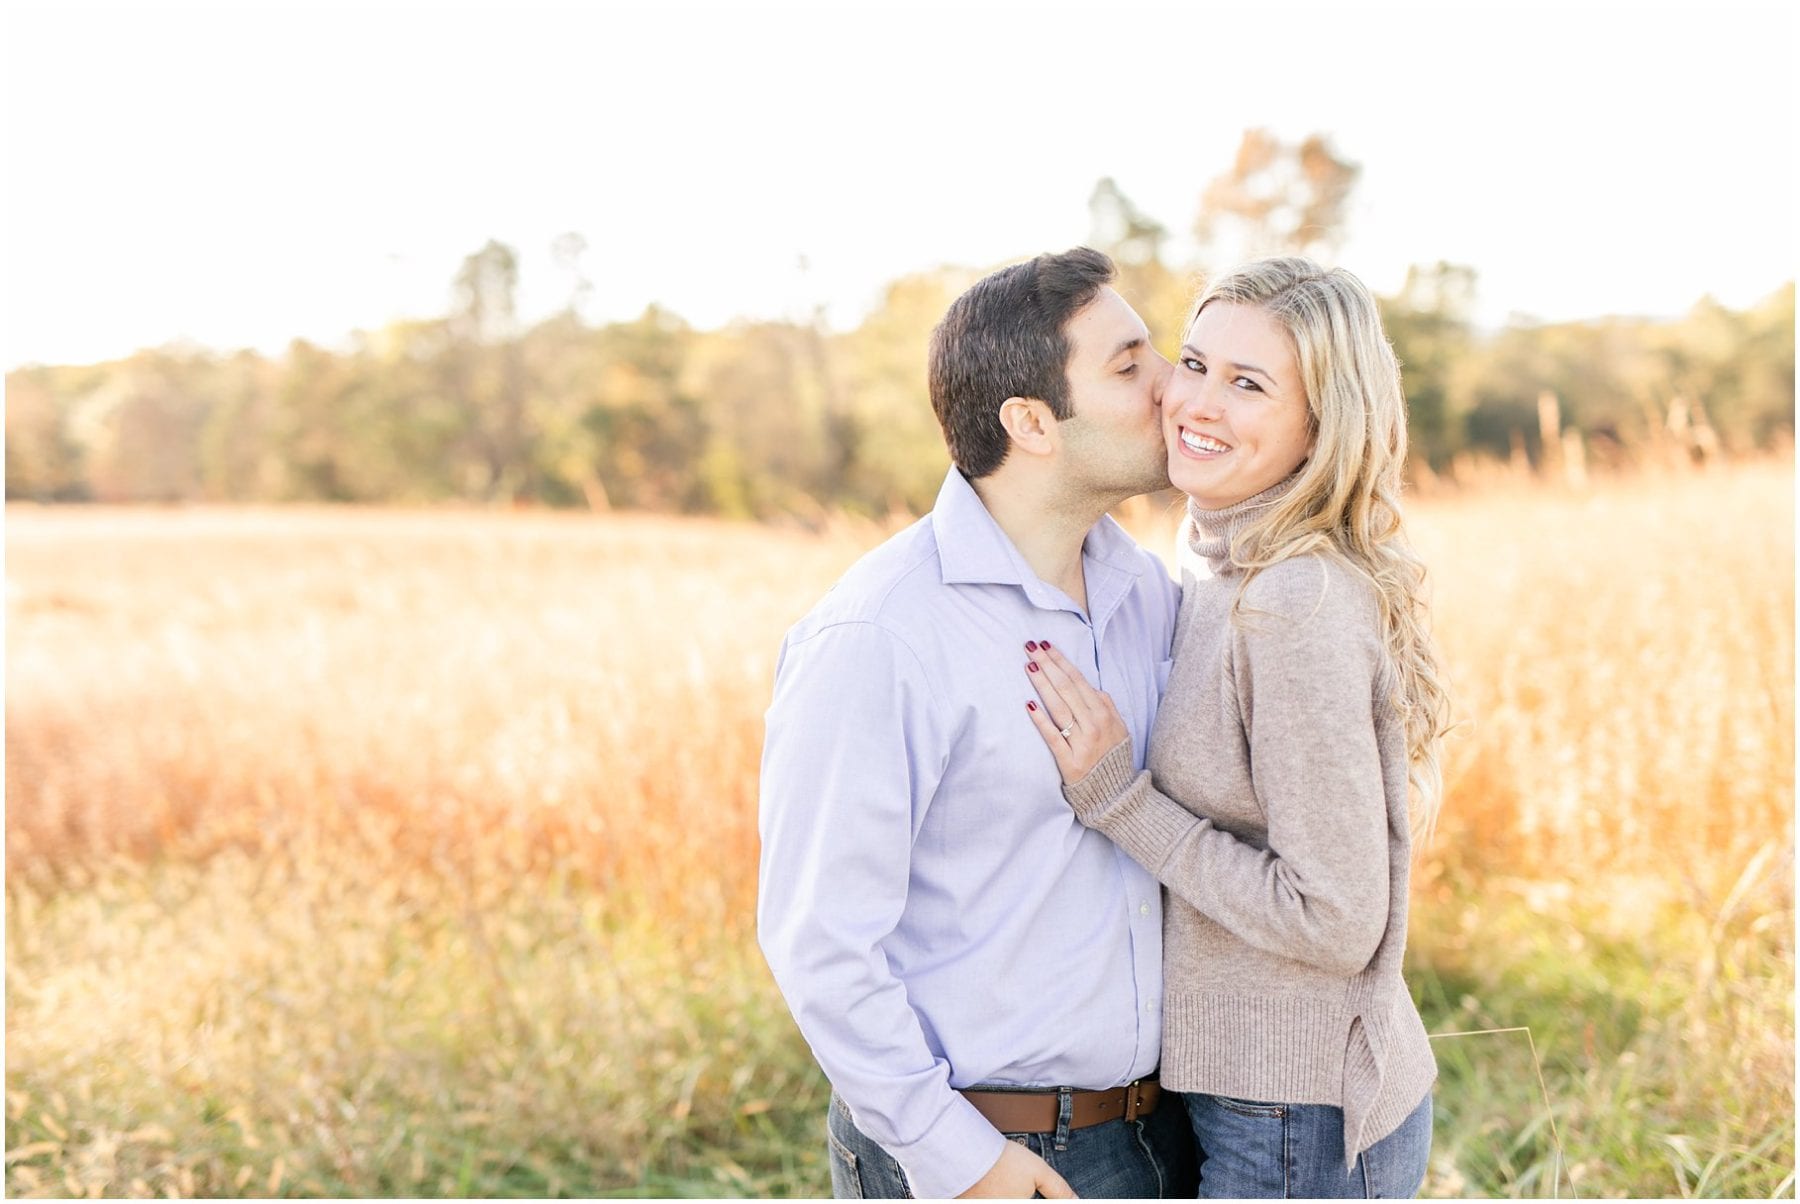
[758,248,1196,1199]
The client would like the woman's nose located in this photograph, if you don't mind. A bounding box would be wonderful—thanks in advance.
[1172,375,1223,421]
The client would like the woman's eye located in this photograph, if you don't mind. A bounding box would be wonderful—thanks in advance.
[1234,376,1262,392]
[1181,357,1204,373]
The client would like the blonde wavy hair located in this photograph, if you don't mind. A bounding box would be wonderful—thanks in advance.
[1193,257,1452,843]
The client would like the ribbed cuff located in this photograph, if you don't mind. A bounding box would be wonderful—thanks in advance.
[1104,782,1204,873]
[1063,738,1138,822]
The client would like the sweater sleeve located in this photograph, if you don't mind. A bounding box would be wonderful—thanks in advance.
[1064,568,1390,977]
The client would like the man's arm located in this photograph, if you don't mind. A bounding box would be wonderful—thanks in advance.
[757,620,1012,1199]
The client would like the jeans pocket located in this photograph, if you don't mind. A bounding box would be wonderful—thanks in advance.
[825,1121,865,1199]
[1210,1094,1289,1120]
[827,1096,915,1200]
[1188,1093,1291,1198]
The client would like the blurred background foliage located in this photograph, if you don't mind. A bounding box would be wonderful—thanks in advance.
[8,130,1792,516]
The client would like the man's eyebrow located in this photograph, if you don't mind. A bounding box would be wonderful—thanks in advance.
[1180,345,1273,381]
[1108,336,1146,360]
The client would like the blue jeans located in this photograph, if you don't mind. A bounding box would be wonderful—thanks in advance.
[826,1089,1199,1199]
[1184,1089,1433,1198]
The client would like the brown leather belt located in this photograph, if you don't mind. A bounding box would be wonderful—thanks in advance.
[958,1077,1161,1134]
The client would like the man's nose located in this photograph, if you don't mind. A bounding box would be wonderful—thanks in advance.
[1149,354,1175,406]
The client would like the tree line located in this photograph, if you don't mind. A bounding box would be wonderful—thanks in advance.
[7,132,1793,516]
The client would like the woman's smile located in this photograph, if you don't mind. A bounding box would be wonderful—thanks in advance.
[1176,427,1233,457]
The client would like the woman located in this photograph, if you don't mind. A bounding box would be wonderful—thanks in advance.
[1022,257,1450,1198]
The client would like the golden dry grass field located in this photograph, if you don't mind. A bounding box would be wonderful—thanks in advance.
[6,461,1795,1198]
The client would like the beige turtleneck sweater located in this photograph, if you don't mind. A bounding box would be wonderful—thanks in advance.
[1065,477,1436,1164]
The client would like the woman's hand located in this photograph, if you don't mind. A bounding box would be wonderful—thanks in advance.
[1022,639,1130,785]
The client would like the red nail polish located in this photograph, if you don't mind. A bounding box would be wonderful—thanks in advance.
[1027,700,1037,711]
[1040,639,1052,649]
[1028,661,1039,672]
[1025,640,1039,652]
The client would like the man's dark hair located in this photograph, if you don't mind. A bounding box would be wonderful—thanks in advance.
[928,247,1117,478]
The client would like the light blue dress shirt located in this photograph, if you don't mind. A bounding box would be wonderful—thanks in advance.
[758,468,1180,1199]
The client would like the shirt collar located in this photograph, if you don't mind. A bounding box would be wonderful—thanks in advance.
[929,468,1149,611]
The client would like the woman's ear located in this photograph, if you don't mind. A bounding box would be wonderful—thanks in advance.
[997,396,1057,457]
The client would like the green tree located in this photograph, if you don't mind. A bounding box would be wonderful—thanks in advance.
[835,269,972,515]
[685,317,831,518]
[1381,262,1478,470]
[275,339,360,500]
[444,239,532,501]
[1651,286,1795,451]
[520,310,614,510]
[195,350,282,501]
[1089,177,1192,349]
[586,305,709,512]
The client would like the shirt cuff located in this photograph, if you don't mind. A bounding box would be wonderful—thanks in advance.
[884,1093,1009,1200]
[1062,737,1140,823]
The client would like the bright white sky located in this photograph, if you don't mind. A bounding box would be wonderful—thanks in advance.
[5,1,1795,368]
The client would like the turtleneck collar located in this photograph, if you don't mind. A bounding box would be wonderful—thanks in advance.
[1184,473,1304,576]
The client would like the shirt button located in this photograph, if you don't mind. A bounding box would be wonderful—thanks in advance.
[1145,1001,1156,1012]
[1138,902,1150,916]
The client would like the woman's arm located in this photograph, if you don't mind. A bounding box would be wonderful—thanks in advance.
[1022,601,1391,976]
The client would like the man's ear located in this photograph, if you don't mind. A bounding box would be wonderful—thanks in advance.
[997,396,1057,457]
